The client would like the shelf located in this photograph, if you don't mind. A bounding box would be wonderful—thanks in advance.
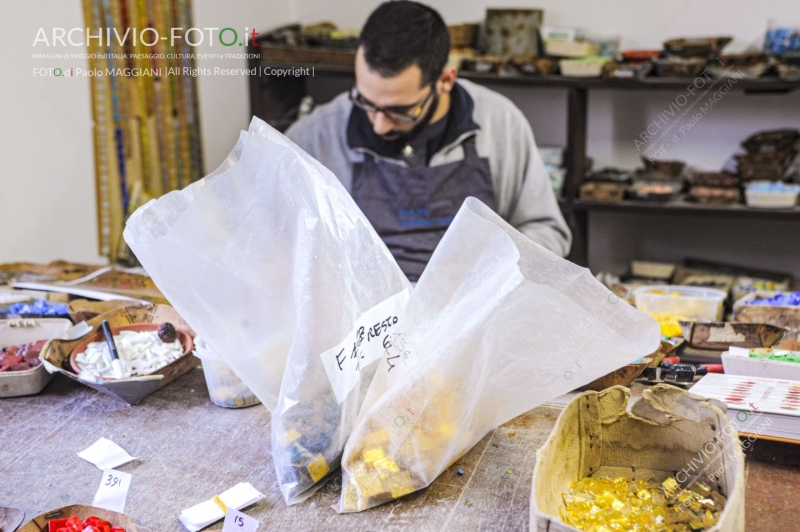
[256,57,800,93]
[250,45,800,267]
[459,73,800,93]
[568,198,800,220]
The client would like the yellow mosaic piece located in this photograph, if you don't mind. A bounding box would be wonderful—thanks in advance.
[342,480,364,512]
[560,476,724,532]
[356,471,390,498]
[373,456,400,475]
[306,453,330,483]
[363,447,385,464]
[281,428,301,445]
[389,471,416,498]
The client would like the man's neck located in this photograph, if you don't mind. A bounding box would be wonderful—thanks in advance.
[430,91,450,125]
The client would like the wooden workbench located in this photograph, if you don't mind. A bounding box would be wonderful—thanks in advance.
[2,370,798,531]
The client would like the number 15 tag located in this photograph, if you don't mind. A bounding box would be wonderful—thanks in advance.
[222,508,259,532]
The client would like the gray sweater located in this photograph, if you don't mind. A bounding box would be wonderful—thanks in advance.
[285,79,572,257]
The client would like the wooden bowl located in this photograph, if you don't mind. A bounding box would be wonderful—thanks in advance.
[21,504,136,532]
[578,357,652,392]
[69,323,193,377]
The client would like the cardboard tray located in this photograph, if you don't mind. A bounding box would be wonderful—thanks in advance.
[578,360,649,392]
[20,504,136,532]
[0,261,107,283]
[67,298,139,323]
[0,318,72,398]
[733,291,800,330]
[530,385,745,532]
[679,321,787,351]
[40,304,198,405]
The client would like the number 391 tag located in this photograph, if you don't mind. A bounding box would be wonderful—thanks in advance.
[93,469,132,512]
[222,508,259,532]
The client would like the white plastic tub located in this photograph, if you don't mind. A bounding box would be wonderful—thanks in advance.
[634,285,727,320]
[545,39,600,57]
[193,337,260,408]
[559,58,607,77]
[0,318,72,397]
[745,182,800,209]
[722,347,800,381]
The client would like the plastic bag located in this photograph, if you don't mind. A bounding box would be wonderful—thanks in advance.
[124,117,410,503]
[336,198,660,512]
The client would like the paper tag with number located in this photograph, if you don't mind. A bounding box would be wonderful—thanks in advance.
[93,469,132,512]
[222,508,259,532]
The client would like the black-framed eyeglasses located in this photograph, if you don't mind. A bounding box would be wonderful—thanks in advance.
[348,84,436,124]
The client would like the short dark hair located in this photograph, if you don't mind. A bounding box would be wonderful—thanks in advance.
[359,1,450,87]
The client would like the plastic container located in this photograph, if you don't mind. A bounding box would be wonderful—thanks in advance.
[633,285,726,320]
[722,348,800,381]
[745,181,800,209]
[559,57,608,77]
[193,337,260,408]
[545,39,599,57]
[0,318,71,398]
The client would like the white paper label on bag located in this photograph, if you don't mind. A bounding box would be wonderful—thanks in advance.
[320,289,411,403]
[380,331,418,374]
[77,437,137,470]
[222,508,259,532]
[93,469,132,512]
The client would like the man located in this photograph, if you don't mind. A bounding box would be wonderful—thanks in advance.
[286,0,571,281]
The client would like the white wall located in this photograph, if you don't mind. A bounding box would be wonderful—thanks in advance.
[1,0,293,265]
[2,1,101,265]
[192,1,296,173]
[294,0,796,52]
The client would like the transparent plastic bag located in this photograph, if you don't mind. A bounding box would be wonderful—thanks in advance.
[124,117,410,503]
[337,198,660,512]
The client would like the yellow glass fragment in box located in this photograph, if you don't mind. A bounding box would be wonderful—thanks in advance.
[306,453,329,483]
[689,481,711,498]
[662,477,680,492]
[560,476,722,532]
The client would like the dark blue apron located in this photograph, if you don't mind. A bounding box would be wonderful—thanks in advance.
[352,139,496,281]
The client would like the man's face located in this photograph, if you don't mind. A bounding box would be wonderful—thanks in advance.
[354,47,436,140]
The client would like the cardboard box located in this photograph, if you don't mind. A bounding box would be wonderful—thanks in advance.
[41,304,198,405]
[680,321,787,351]
[734,291,800,330]
[531,385,745,532]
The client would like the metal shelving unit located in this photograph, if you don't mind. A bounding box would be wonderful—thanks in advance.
[248,44,800,266]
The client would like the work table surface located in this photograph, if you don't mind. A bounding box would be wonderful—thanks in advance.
[2,369,798,531]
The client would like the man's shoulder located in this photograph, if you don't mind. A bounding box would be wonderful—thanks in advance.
[285,92,351,147]
[458,79,523,114]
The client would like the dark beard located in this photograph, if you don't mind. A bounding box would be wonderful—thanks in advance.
[382,91,440,144]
